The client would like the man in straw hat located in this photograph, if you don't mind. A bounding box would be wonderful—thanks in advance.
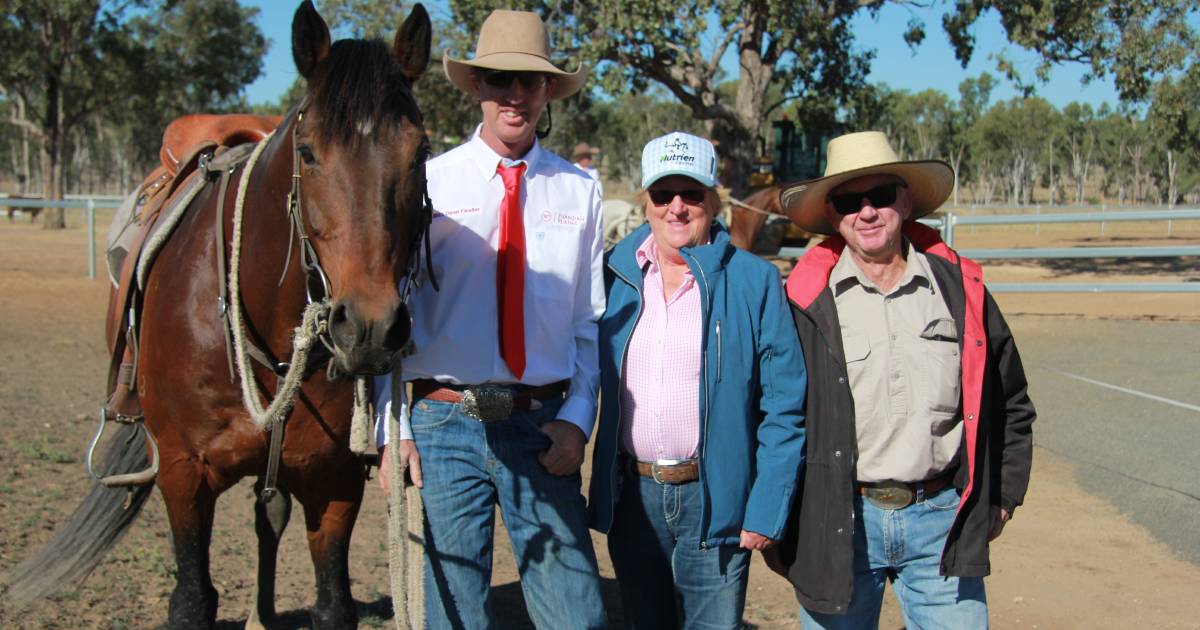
[764,131,1036,627]
[374,9,607,628]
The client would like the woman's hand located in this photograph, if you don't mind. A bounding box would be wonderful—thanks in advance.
[739,529,775,551]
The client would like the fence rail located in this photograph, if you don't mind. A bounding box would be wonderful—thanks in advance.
[2,195,123,280]
[777,208,1200,293]
[4,197,1199,292]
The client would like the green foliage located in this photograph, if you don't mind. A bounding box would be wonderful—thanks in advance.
[0,0,267,200]
[941,0,1198,103]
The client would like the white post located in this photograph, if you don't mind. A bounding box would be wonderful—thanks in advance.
[87,198,96,280]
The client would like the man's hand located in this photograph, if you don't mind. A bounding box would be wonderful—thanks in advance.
[988,507,1011,541]
[538,420,585,476]
[739,529,776,551]
[378,439,423,492]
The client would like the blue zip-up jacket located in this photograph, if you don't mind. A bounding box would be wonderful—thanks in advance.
[587,221,808,546]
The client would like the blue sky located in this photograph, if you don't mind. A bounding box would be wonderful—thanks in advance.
[244,1,1120,109]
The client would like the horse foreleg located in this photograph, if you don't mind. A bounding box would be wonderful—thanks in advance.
[159,462,220,630]
[295,476,364,630]
[245,481,292,630]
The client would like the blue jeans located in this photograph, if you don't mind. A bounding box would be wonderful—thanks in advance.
[800,485,987,630]
[411,396,606,630]
[607,473,751,629]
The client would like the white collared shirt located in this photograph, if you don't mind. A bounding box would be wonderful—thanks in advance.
[375,126,605,443]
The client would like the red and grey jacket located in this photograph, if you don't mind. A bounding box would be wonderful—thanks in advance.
[771,222,1036,615]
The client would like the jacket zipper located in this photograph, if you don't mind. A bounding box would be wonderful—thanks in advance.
[687,250,714,549]
[715,319,722,382]
[608,261,643,532]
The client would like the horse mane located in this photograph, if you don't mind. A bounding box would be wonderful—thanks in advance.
[306,38,421,146]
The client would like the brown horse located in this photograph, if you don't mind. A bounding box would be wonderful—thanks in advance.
[0,3,432,629]
[728,183,813,254]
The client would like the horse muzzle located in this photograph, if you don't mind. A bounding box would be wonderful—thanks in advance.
[326,299,411,376]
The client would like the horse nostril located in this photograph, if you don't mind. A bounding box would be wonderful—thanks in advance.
[328,301,357,347]
[383,305,412,352]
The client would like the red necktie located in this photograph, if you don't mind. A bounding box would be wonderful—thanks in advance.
[496,162,527,379]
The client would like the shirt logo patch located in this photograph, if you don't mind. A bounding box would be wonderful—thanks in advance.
[540,211,585,227]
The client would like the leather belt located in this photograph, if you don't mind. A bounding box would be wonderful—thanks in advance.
[857,472,954,510]
[624,457,699,484]
[411,379,567,422]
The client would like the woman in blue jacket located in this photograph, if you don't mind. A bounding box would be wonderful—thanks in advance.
[588,132,808,629]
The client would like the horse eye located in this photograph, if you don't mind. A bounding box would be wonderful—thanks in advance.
[412,145,431,170]
[298,145,317,165]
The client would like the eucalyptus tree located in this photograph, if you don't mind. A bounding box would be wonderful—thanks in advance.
[0,0,266,226]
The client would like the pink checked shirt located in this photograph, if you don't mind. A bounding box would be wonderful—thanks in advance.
[619,235,703,461]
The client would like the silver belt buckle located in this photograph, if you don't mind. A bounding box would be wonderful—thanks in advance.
[461,386,514,422]
[650,459,682,484]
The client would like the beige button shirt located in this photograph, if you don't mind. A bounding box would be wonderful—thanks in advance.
[831,240,962,483]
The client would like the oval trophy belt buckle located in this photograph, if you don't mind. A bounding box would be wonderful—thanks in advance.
[461,386,514,422]
[863,484,915,510]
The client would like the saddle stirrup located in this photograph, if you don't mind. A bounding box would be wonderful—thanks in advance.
[86,408,161,488]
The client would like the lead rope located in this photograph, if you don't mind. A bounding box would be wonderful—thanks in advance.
[228,130,331,431]
[386,369,422,629]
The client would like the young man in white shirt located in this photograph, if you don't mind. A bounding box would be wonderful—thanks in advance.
[374,9,606,629]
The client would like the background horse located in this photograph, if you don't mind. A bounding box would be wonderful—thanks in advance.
[727,183,814,254]
[0,3,432,628]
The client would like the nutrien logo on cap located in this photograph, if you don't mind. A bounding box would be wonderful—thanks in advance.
[660,137,696,164]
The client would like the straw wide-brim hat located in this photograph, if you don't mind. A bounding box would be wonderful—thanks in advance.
[443,10,587,101]
[780,131,954,235]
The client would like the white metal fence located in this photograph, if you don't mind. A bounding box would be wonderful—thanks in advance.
[4,196,1199,292]
[778,207,1200,293]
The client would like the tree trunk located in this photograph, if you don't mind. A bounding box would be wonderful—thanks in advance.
[40,75,66,229]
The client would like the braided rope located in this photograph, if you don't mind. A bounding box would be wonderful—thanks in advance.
[229,131,420,627]
[387,408,424,630]
[227,132,371,432]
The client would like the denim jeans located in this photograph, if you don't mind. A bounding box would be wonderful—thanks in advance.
[411,396,606,630]
[607,473,751,629]
[799,484,987,630]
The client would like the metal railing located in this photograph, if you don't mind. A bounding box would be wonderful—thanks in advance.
[776,208,1200,293]
[2,195,124,280]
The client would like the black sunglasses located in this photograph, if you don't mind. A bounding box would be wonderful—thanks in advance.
[480,70,549,90]
[829,182,907,214]
[648,187,707,206]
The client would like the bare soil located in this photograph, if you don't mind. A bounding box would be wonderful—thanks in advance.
[1,218,1198,629]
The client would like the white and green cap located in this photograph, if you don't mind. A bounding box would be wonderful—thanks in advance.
[641,132,718,189]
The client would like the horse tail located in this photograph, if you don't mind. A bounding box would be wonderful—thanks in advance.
[0,423,154,607]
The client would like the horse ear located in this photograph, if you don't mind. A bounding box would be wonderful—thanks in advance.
[393,3,432,81]
[292,0,331,80]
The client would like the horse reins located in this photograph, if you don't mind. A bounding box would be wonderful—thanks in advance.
[224,100,437,504]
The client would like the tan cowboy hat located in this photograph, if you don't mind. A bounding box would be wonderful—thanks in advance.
[780,131,954,235]
[572,142,599,160]
[443,10,587,101]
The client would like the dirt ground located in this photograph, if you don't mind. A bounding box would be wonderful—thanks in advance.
[1,216,1199,629]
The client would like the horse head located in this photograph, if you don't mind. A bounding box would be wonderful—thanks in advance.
[289,1,432,376]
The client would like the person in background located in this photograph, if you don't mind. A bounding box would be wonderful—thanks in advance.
[573,141,603,196]
[768,130,1036,629]
[374,9,607,629]
[588,131,808,629]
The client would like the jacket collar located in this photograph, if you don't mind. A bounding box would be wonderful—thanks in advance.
[609,220,735,284]
[786,221,957,309]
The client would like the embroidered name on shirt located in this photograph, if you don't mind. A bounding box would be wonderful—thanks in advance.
[436,207,481,220]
